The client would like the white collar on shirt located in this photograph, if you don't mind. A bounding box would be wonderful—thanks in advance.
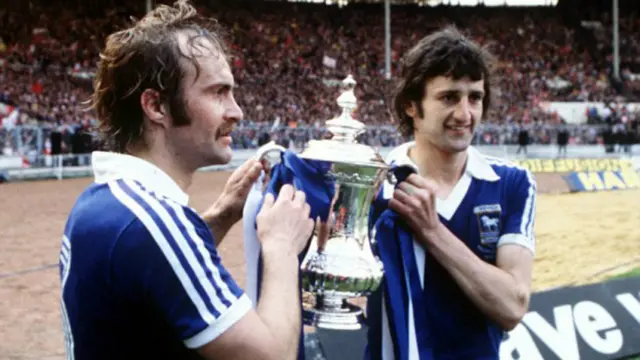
[92,151,189,206]
[385,141,500,182]
[382,141,500,220]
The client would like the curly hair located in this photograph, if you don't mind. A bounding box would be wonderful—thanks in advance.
[90,0,228,153]
[392,26,496,138]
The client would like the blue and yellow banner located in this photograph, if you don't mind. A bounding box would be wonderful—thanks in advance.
[563,170,640,192]
[513,158,634,173]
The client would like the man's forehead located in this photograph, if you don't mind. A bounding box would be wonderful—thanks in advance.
[195,56,233,84]
[176,32,233,85]
[427,75,485,92]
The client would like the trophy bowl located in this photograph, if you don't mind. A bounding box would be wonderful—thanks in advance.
[297,155,388,331]
[258,75,390,330]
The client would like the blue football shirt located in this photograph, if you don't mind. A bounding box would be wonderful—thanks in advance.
[59,151,252,359]
[366,142,537,360]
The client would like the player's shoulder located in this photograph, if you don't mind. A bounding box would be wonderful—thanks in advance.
[66,181,137,235]
[108,178,208,232]
[96,178,214,257]
[473,149,536,186]
[71,178,206,239]
[384,141,414,164]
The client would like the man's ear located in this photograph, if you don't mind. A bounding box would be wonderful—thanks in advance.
[405,101,418,119]
[140,89,169,127]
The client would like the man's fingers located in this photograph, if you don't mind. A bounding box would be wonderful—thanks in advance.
[406,174,439,193]
[277,184,295,202]
[389,197,412,216]
[227,159,256,184]
[259,158,271,173]
[235,158,256,177]
[293,189,306,206]
[241,162,263,187]
[262,193,275,210]
[404,174,423,187]
[397,182,428,199]
[402,176,439,198]
[396,184,436,214]
[397,182,414,195]
[393,188,421,209]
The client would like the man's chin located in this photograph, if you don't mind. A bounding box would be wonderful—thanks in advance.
[444,139,472,153]
[202,148,233,168]
[217,149,233,165]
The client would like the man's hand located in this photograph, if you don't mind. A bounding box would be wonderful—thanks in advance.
[202,159,264,244]
[256,184,315,256]
[197,184,314,360]
[388,173,441,243]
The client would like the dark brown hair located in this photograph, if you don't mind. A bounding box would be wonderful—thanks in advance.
[392,26,496,137]
[90,0,228,152]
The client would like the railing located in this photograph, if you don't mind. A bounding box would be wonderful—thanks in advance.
[1,123,616,159]
[1,151,256,181]
[2,144,638,183]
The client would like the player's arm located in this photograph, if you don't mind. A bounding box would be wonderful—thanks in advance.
[201,159,264,246]
[201,205,234,246]
[111,182,310,360]
[200,186,313,360]
[112,220,301,360]
[197,247,301,360]
[424,227,533,330]
[415,170,536,331]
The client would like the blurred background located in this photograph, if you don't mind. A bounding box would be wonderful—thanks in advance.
[0,0,638,164]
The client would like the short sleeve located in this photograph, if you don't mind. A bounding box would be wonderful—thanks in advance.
[498,168,537,255]
[109,206,251,349]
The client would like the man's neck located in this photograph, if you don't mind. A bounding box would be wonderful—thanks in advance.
[128,147,194,193]
[409,140,468,188]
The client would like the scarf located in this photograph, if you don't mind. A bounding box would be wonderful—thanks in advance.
[365,164,435,360]
[242,149,336,360]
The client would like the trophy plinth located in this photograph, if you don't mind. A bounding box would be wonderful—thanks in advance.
[297,75,389,330]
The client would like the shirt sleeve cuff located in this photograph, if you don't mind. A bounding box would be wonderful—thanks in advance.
[183,294,253,349]
[498,233,535,256]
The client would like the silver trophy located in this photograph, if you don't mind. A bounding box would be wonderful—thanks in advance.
[256,75,391,330]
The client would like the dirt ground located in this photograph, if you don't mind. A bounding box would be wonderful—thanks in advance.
[0,170,639,359]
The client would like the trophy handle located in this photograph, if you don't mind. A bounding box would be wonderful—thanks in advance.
[253,141,286,192]
[254,140,286,163]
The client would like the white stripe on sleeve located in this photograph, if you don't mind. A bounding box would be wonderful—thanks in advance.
[108,181,219,324]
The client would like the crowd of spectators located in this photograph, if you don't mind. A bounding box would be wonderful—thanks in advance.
[0,0,639,156]
[582,6,640,97]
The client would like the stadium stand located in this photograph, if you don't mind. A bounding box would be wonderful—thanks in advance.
[0,0,638,159]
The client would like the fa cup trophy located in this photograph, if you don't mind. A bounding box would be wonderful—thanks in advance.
[257,75,391,330]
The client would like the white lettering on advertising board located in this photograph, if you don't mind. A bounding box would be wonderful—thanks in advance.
[500,293,640,360]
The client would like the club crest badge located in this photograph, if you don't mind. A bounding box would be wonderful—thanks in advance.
[473,204,502,245]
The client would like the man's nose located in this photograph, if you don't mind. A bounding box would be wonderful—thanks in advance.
[453,98,472,123]
[225,98,244,123]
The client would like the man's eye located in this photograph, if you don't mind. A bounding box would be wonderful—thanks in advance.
[470,94,483,103]
[443,94,457,103]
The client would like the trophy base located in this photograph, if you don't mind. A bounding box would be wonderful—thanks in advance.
[303,299,365,331]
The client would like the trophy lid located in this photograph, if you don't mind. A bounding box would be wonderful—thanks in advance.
[299,75,388,169]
